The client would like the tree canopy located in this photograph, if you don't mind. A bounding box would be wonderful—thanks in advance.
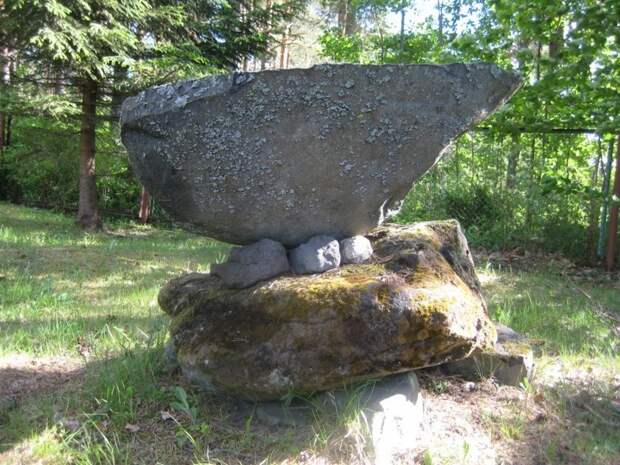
[0,0,618,266]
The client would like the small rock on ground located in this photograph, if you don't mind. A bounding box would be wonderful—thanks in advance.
[442,323,534,386]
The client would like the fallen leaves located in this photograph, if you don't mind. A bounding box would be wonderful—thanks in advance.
[124,423,141,433]
[160,410,176,422]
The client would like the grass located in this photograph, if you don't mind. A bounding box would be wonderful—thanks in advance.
[0,201,228,356]
[479,262,618,365]
[1,201,619,465]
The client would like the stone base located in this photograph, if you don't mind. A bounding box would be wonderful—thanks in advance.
[248,372,423,465]
[159,221,496,400]
[441,324,534,386]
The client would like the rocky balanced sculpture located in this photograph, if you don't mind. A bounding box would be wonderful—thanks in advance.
[121,63,521,400]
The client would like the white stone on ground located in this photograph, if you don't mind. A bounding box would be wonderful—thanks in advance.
[367,372,423,465]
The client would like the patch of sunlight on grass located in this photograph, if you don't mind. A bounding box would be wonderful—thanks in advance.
[476,266,501,286]
[478,265,619,362]
[0,427,71,465]
[0,202,229,356]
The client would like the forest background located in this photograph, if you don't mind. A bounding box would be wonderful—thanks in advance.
[1,0,619,267]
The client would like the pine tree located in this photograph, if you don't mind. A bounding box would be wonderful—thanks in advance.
[1,0,302,230]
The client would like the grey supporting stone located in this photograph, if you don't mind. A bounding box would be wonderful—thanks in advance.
[340,235,373,264]
[289,235,341,274]
[441,323,534,386]
[211,238,289,288]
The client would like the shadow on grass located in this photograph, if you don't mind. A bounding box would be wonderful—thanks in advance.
[501,377,620,465]
[0,357,86,413]
[2,347,619,465]
[0,346,318,465]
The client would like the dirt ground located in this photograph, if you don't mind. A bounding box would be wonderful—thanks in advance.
[1,354,619,465]
[0,354,85,411]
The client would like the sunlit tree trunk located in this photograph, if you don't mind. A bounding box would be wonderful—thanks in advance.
[436,0,444,43]
[0,47,11,151]
[605,135,620,270]
[279,30,287,68]
[399,1,406,54]
[76,77,102,231]
[260,0,273,70]
[586,140,603,262]
[337,0,356,36]
[138,187,150,224]
[506,133,520,189]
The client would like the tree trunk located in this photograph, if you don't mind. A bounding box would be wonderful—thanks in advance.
[549,24,563,64]
[454,139,460,183]
[76,77,102,231]
[597,139,615,259]
[586,140,603,262]
[605,135,620,270]
[506,133,520,189]
[378,21,386,63]
[337,0,346,35]
[344,1,356,36]
[260,0,272,71]
[399,2,406,54]
[338,0,356,36]
[110,66,127,126]
[138,186,150,224]
[0,47,11,151]
[437,0,444,43]
[5,115,11,147]
[0,48,7,191]
[279,28,287,69]
[524,135,536,227]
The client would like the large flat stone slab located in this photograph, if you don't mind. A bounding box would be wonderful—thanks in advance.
[121,64,520,245]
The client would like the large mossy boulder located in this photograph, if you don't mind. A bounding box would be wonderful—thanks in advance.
[159,220,496,400]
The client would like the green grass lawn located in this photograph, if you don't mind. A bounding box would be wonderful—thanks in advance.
[0,202,228,357]
[1,202,618,465]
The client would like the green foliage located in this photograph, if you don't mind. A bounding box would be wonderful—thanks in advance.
[392,131,613,262]
[319,19,448,64]
[442,185,501,229]
[319,30,366,62]
[0,115,143,214]
[170,386,198,425]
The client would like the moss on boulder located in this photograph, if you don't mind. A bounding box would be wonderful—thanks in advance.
[159,220,496,400]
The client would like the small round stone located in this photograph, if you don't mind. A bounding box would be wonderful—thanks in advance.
[211,238,289,288]
[289,235,340,274]
[340,235,373,264]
